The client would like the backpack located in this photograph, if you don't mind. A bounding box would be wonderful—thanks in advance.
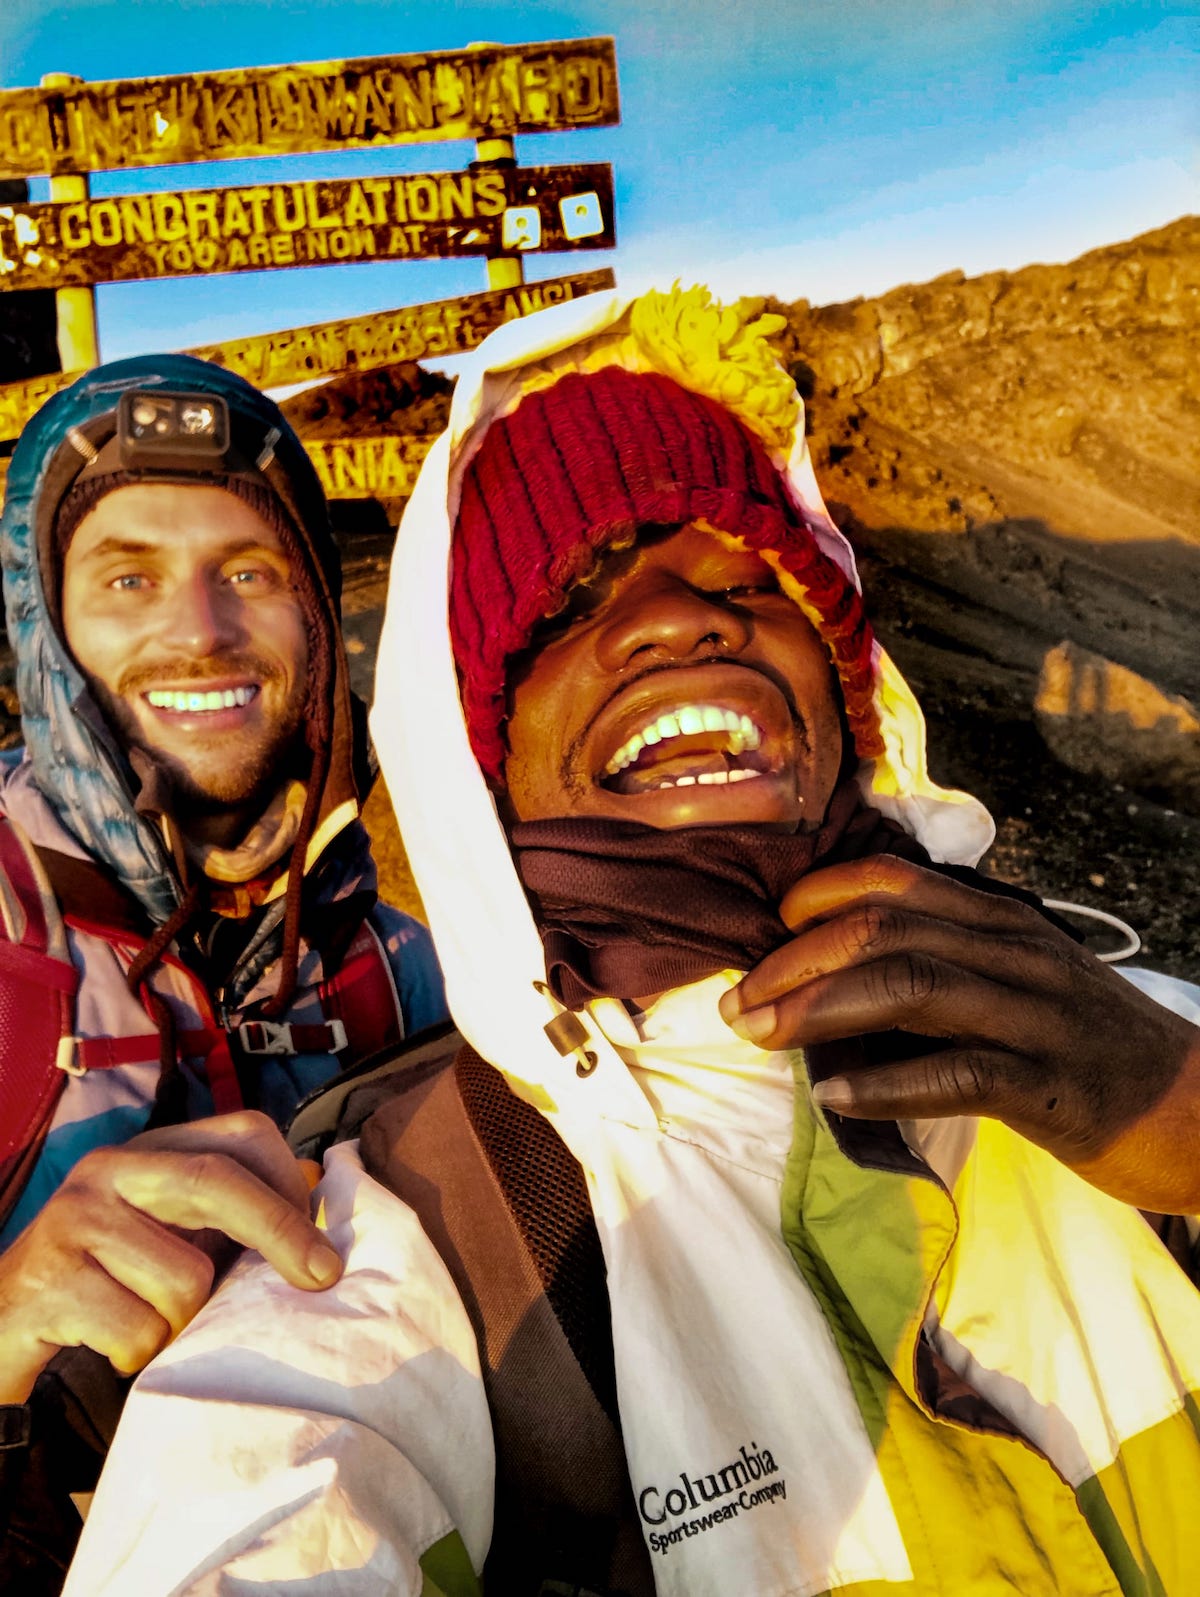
[0,819,79,1240]
[0,814,405,1232]
[288,1026,656,1597]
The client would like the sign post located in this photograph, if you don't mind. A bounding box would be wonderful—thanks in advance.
[469,41,523,292]
[39,74,98,371]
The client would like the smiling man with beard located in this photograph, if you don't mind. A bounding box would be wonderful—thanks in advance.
[0,355,445,1593]
[65,292,1200,1597]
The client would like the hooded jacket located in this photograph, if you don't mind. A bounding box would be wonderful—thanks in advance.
[0,354,447,1232]
[62,295,1200,1597]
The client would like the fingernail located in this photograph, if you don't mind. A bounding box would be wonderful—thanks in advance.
[729,1005,776,1044]
[307,1244,342,1286]
[717,987,742,1023]
[811,1077,853,1113]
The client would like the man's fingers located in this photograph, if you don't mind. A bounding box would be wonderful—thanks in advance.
[110,1150,341,1290]
[131,1110,312,1214]
[729,953,1039,1054]
[89,1212,215,1339]
[47,1255,175,1376]
[810,1048,1037,1124]
[724,902,1068,1020]
[779,856,1046,939]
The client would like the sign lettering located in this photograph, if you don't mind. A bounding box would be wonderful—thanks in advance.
[0,268,615,440]
[304,434,433,500]
[0,164,614,291]
[0,39,619,178]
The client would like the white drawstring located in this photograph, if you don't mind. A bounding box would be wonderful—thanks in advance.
[1042,899,1142,963]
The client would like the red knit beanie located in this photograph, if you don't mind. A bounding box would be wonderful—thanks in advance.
[450,366,882,784]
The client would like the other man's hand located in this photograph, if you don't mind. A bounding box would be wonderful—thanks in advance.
[718,857,1200,1212]
[0,1111,341,1404]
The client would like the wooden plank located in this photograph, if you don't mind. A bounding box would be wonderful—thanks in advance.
[0,163,615,291]
[0,371,65,441]
[0,268,615,440]
[304,434,434,500]
[0,432,431,506]
[0,40,619,179]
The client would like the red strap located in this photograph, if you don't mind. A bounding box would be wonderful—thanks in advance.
[71,1028,221,1072]
[0,820,78,1221]
[68,1024,242,1115]
[0,817,51,954]
[319,921,404,1063]
[204,1032,243,1116]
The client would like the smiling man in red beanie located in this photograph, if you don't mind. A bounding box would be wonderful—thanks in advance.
[66,290,1200,1597]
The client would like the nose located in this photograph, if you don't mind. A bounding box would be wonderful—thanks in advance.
[594,573,753,672]
[156,571,243,657]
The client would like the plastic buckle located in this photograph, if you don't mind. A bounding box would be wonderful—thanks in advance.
[237,1019,350,1055]
[54,1036,87,1077]
[238,1020,295,1055]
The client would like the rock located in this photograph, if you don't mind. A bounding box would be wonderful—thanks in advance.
[280,360,453,441]
[769,215,1200,548]
[1035,641,1200,812]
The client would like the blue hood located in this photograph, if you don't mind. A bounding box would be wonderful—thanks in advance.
[0,354,356,924]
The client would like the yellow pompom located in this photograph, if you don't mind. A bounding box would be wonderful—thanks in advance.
[628,284,799,453]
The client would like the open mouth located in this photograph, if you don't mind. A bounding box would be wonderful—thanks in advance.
[143,685,260,715]
[599,702,772,795]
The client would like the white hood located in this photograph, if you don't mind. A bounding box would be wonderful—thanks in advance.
[370,287,994,1115]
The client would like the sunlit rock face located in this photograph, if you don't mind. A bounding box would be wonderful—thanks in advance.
[772,216,1199,552]
[1036,641,1200,812]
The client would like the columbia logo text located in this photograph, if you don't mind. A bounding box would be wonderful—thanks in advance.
[638,1441,786,1557]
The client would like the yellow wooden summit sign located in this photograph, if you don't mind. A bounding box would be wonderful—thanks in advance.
[0,269,615,441]
[0,35,620,510]
[0,39,619,178]
[0,164,614,291]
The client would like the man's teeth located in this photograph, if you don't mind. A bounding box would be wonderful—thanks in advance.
[655,768,762,790]
[604,706,762,775]
[145,686,258,713]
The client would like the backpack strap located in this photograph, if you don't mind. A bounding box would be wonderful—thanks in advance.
[316,917,405,1062]
[0,820,79,1233]
[359,1043,655,1597]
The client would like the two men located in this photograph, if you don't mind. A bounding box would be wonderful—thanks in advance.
[0,355,445,1587]
[67,291,1200,1594]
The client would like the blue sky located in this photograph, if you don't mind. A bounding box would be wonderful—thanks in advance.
[1,0,1196,365]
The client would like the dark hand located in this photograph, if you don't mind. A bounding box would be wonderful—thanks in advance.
[0,1111,341,1403]
[718,857,1200,1211]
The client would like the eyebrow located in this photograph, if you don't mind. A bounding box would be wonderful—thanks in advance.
[75,537,159,561]
[75,536,285,564]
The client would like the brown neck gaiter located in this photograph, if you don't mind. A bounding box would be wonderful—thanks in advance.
[509,780,930,1010]
[510,782,1080,1181]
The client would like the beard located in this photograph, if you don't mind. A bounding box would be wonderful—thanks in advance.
[94,651,310,818]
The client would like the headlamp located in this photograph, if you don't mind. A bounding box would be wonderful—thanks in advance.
[117,389,232,474]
